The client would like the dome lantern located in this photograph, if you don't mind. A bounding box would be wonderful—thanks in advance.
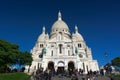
[42,26,45,34]
[75,25,78,33]
[58,11,62,20]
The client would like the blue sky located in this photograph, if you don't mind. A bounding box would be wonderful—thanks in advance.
[0,0,120,67]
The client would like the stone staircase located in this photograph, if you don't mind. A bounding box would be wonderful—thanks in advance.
[95,76,110,80]
[51,75,110,80]
[29,74,111,80]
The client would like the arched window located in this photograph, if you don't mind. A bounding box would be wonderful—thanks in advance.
[78,43,82,48]
[59,32,62,40]
[83,63,85,72]
[86,65,88,73]
[59,44,62,54]
[40,44,43,48]
[51,50,53,56]
[68,50,70,56]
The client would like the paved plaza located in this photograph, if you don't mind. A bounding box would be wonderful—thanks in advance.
[51,75,110,80]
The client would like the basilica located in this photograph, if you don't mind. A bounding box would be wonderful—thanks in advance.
[26,11,99,74]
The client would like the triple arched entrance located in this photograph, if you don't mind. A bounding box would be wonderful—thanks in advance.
[47,61,75,74]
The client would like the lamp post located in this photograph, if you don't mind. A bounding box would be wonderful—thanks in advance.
[104,52,109,64]
[104,52,112,74]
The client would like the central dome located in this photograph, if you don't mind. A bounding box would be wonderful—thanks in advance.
[51,11,69,31]
[50,11,70,38]
[52,20,69,30]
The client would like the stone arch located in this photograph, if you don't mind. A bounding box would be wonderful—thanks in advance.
[48,61,54,70]
[68,61,75,73]
[57,61,65,74]
[58,61,65,67]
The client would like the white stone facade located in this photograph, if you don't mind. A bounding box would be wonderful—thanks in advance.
[27,11,99,74]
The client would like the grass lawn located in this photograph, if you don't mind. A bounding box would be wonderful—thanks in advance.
[113,74,120,80]
[0,72,30,80]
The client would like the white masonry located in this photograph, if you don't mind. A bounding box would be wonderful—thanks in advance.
[26,11,99,74]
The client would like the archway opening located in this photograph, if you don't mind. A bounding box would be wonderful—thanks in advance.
[68,61,75,75]
[48,61,54,71]
[57,61,65,74]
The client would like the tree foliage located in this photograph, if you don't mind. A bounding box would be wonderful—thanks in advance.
[0,39,32,73]
[111,56,120,67]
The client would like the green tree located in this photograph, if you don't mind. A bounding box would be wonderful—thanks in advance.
[0,39,32,73]
[18,51,32,65]
[111,56,120,67]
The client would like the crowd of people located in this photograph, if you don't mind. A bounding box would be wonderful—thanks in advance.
[30,66,114,80]
[31,67,55,80]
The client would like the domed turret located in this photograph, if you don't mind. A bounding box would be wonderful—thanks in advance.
[72,26,84,41]
[50,11,70,38]
[37,26,49,42]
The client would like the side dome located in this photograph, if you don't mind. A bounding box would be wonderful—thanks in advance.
[37,27,49,42]
[72,26,84,41]
[75,33,84,41]
[37,33,46,42]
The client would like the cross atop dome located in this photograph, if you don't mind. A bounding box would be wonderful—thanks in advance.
[58,11,62,20]
[42,26,45,34]
[75,25,78,33]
